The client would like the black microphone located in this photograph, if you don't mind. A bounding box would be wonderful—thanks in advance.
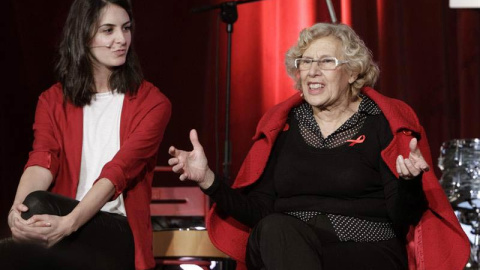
[191,0,263,14]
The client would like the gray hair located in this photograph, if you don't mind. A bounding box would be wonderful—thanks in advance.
[285,23,379,96]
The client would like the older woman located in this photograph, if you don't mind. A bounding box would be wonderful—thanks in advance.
[168,23,468,269]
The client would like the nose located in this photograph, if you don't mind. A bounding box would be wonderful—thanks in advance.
[307,61,322,76]
[114,29,127,45]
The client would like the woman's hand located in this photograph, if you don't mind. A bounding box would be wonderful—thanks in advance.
[9,166,54,243]
[8,203,28,230]
[168,129,214,189]
[22,214,75,248]
[9,204,53,245]
[396,138,430,180]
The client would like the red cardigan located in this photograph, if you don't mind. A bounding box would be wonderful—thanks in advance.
[25,81,171,270]
[206,87,469,270]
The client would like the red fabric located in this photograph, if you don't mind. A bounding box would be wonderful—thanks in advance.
[206,87,469,270]
[25,81,172,270]
[205,0,329,177]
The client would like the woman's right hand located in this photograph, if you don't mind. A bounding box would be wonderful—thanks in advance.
[168,129,214,189]
[9,203,50,244]
[8,203,27,229]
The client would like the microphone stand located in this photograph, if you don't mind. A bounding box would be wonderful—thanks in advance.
[192,0,262,181]
[325,0,338,23]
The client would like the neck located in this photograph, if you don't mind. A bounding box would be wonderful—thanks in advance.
[313,94,359,119]
[93,65,113,93]
[312,95,361,137]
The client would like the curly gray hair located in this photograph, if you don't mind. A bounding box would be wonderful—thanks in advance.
[285,23,379,96]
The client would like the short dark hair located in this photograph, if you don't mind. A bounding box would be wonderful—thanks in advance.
[54,0,143,107]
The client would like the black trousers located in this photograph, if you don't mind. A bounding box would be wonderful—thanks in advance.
[1,190,135,270]
[246,213,408,270]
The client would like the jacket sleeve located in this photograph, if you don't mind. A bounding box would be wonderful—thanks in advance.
[25,90,61,181]
[382,160,428,239]
[379,114,428,239]
[203,163,276,228]
[97,89,171,199]
[203,129,290,228]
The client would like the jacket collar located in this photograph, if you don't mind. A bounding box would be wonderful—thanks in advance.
[252,93,303,140]
[253,87,421,140]
[362,87,421,134]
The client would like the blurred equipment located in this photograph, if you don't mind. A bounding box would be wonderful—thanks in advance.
[439,139,480,269]
[449,0,480,9]
[151,167,233,270]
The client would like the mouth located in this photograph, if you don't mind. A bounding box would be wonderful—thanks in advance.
[308,82,325,90]
[112,49,127,56]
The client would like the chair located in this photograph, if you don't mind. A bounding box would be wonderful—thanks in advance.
[151,167,233,270]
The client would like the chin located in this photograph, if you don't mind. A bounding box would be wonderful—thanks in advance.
[305,97,325,106]
[110,61,127,68]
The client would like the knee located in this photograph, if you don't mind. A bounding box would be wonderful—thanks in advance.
[21,191,52,219]
[250,213,302,241]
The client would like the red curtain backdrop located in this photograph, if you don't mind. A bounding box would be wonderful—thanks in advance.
[1,0,479,237]
[204,0,338,177]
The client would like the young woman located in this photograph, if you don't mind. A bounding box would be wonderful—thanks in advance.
[6,0,171,269]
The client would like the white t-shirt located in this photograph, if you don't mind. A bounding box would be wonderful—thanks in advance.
[76,91,126,216]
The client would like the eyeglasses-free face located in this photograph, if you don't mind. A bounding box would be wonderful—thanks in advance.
[294,57,349,71]
[89,3,131,74]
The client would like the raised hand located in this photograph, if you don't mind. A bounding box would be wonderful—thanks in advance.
[396,138,430,180]
[168,129,214,189]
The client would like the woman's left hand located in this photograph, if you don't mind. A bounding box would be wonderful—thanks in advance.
[396,138,430,180]
[25,214,75,248]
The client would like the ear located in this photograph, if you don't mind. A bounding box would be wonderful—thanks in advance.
[348,72,358,84]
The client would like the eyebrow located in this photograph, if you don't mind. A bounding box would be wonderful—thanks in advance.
[302,54,333,59]
[99,21,131,28]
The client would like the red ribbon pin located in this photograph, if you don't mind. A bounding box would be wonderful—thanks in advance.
[346,135,365,146]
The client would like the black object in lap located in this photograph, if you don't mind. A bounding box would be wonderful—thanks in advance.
[21,190,78,219]
[12,190,135,270]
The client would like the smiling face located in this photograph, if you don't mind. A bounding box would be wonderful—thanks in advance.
[89,3,131,72]
[299,36,357,111]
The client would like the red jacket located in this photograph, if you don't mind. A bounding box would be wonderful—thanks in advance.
[206,87,469,270]
[25,81,171,270]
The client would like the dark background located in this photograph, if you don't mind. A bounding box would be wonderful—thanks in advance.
[1,0,479,238]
